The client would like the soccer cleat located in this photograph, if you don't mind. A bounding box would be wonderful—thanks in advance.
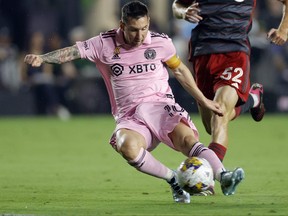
[220,167,245,196]
[249,83,265,122]
[192,185,215,196]
[167,172,190,203]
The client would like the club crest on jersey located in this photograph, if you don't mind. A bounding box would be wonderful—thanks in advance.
[144,48,156,60]
[112,46,121,60]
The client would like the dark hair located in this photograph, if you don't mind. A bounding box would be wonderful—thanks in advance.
[121,1,149,23]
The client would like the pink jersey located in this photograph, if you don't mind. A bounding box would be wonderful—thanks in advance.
[76,29,176,120]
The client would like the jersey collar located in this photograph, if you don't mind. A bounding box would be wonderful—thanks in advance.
[115,28,152,48]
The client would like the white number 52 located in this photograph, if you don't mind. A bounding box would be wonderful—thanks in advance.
[220,67,243,89]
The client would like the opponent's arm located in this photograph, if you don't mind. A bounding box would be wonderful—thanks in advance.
[166,55,223,116]
[172,0,202,23]
[24,44,81,67]
[267,0,288,45]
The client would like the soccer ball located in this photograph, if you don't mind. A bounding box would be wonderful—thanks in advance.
[177,157,214,195]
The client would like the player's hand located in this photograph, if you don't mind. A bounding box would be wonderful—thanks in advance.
[183,2,203,23]
[267,28,287,46]
[202,99,224,116]
[24,54,44,67]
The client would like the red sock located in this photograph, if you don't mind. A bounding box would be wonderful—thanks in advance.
[208,142,227,162]
[233,95,255,120]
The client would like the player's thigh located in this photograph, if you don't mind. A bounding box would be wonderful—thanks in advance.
[115,128,147,160]
[213,52,250,104]
[169,121,199,155]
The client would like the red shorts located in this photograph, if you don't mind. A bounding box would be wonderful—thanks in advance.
[193,51,250,105]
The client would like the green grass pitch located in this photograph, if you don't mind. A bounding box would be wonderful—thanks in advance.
[0,114,288,216]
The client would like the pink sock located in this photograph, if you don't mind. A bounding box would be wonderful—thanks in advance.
[189,142,225,181]
[128,148,172,180]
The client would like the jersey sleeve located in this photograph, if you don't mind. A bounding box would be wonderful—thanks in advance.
[76,36,102,62]
[160,36,182,69]
[162,36,177,62]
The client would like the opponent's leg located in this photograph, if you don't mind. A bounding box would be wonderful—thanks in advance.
[208,86,239,161]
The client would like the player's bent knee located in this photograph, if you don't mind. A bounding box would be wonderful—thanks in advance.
[118,141,142,161]
[180,135,198,156]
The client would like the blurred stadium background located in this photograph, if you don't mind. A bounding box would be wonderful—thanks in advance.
[0,0,287,118]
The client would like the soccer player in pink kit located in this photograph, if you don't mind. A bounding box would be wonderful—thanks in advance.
[24,1,244,203]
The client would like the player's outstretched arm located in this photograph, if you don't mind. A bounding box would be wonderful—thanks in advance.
[167,57,223,116]
[24,44,81,67]
[172,0,202,23]
[267,0,288,45]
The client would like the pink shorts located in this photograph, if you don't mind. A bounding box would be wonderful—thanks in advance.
[109,101,199,152]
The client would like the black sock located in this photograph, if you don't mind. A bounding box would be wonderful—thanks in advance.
[239,94,254,114]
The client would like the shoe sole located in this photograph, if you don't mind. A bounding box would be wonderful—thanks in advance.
[175,199,190,203]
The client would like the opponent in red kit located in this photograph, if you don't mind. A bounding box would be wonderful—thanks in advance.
[172,0,288,170]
